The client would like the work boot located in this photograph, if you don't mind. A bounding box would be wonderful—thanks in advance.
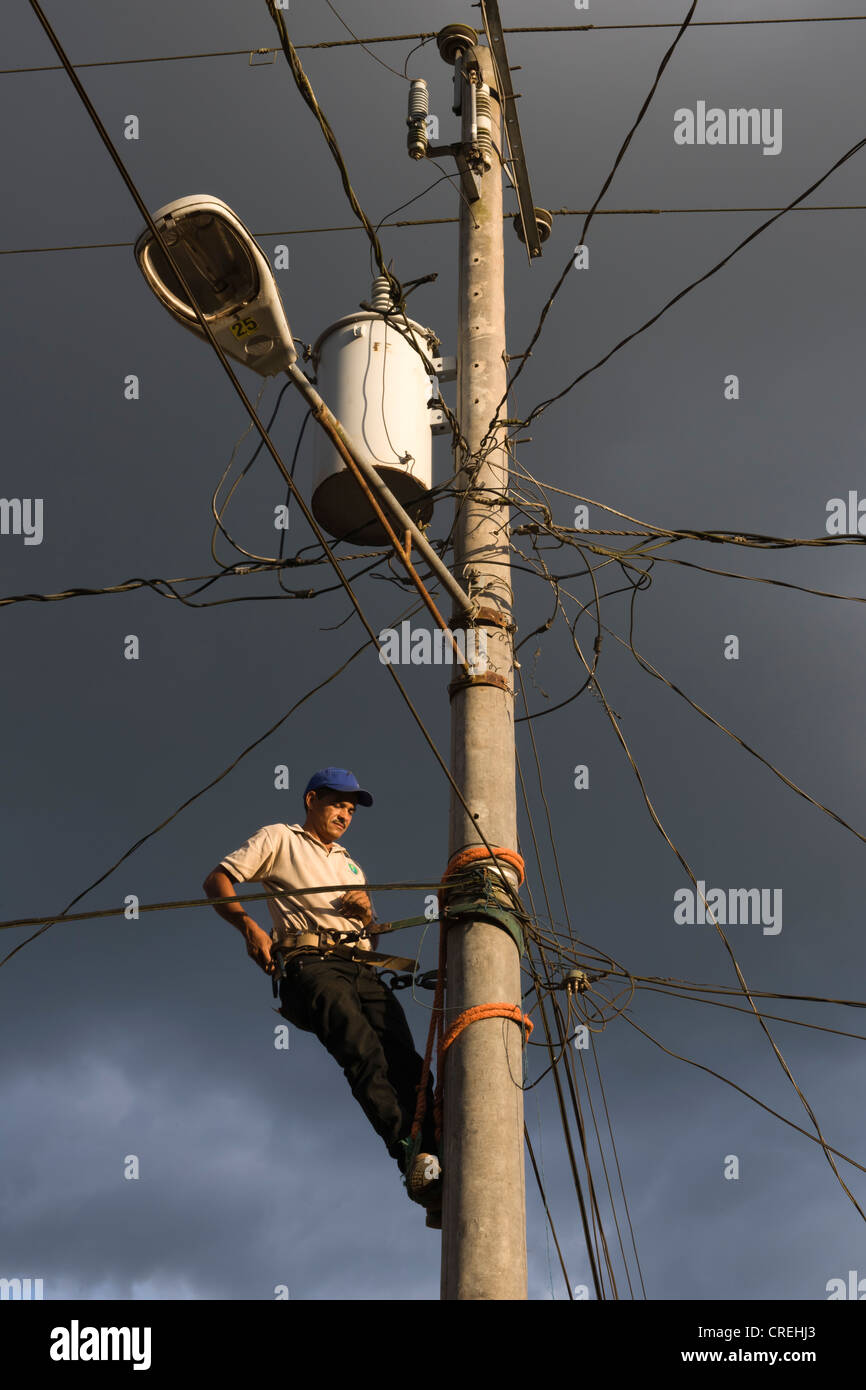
[405,1151,442,1208]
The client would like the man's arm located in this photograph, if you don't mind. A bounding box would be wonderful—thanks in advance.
[202,866,273,974]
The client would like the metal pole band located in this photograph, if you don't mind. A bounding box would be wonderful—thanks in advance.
[447,671,511,698]
[448,605,516,633]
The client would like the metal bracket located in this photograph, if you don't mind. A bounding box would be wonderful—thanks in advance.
[427,143,481,202]
[433,355,457,382]
[384,968,440,992]
[454,149,482,203]
[478,1,542,262]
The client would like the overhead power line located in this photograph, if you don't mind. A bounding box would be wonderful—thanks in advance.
[516,671,646,1298]
[548,204,866,216]
[10,204,866,258]
[491,0,698,425]
[504,15,866,32]
[508,129,866,435]
[515,538,866,1221]
[523,1124,573,1298]
[501,493,866,1223]
[620,1009,866,1179]
[0,34,436,76]
[636,982,866,1044]
[4,15,866,75]
[507,473,866,550]
[608,688,866,1217]
[320,0,414,81]
[0,220,456,257]
[0,882,448,933]
[0,562,385,609]
[508,515,866,848]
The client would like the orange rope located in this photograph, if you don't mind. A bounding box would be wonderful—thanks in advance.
[439,845,526,893]
[440,1003,534,1057]
[432,1004,532,1142]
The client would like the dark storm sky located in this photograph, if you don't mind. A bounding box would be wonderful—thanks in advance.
[2,0,866,1301]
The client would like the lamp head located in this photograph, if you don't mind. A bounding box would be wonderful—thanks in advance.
[135,195,296,375]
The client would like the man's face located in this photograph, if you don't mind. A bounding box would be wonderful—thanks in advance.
[305,789,357,843]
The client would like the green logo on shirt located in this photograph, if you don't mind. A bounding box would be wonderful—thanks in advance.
[348,863,359,874]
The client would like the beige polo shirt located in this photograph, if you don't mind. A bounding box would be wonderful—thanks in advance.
[219,822,374,951]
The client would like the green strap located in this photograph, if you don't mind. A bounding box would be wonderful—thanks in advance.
[372,913,433,935]
[439,866,528,955]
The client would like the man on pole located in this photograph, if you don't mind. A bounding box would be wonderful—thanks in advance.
[202,767,442,1223]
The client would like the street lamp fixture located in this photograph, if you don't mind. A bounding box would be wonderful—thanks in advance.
[134,192,473,614]
[134,194,297,375]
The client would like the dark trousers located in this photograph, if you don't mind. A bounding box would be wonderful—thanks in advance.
[278,954,437,1163]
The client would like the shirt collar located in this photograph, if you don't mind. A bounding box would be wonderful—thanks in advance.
[287,823,349,855]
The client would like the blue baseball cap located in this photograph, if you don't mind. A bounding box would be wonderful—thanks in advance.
[304,767,373,808]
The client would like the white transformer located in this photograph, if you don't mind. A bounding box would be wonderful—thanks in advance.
[310,283,446,545]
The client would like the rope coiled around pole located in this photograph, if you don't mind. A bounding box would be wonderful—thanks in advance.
[410,847,530,1149]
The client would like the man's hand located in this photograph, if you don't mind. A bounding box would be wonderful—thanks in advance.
[243,921,274,975]
[337,889,373,928]
[202,866,275,975]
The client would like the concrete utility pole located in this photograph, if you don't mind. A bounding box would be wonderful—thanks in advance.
[438,32,527,1300]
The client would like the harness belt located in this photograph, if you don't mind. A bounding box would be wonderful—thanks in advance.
[270,941,418,996]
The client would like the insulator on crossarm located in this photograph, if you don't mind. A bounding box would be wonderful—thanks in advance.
[475,86,493,169]
[407,78,429,160]
[408,78,429,121]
